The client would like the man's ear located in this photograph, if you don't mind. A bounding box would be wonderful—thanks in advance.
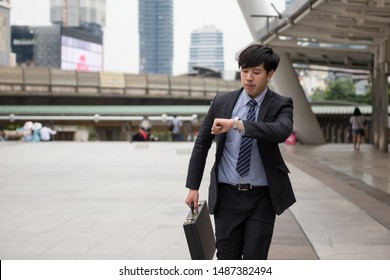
[266,70,275,81]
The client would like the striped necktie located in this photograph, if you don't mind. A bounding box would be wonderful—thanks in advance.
[236,99,257,177]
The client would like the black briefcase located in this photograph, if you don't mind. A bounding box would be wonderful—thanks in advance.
[183,200,216,260]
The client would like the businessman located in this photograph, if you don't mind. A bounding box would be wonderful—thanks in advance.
[185,44,296,260]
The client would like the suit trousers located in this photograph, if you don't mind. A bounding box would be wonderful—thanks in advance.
[214,184,276,260]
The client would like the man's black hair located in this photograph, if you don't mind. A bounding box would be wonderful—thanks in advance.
[238,44,280,73]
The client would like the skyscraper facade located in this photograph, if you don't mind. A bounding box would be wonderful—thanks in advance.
[139,0,173,75]
[188,25,224,75]
[50,0,105,35]
[42,0,105,71]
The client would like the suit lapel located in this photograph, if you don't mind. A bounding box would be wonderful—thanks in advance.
[258,89,273,121]
[223,88,242,118]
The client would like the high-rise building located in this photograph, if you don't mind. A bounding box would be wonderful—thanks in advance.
[13,0,106,71]
[0,0,11,66]
[139,0,173,75]
[11,25,103,72]
[11,0,104,71]
[50,0,105,36]
[188,25,224,75]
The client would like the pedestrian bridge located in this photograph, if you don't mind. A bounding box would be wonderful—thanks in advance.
[0,67,241,105]
[1,67,387,147]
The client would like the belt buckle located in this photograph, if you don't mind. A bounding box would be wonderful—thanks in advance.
[237,184,252,191]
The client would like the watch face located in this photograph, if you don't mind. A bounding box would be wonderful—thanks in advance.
[233,117,239,130]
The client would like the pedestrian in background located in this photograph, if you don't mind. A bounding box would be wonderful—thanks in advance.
[132,126,148,141]
[184,44,295,260]
[349,107,366,151]
[32,122,42,142]
[22,121,33,142]
[40,123,57,141]
[0,129,6,141]
[169,115,182,141]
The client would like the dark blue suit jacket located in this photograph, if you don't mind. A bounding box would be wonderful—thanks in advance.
[185,88,296,215]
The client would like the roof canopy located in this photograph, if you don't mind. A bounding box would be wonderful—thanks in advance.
[239,0,390,71]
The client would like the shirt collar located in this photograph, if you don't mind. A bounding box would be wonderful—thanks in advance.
[242,87,267,106]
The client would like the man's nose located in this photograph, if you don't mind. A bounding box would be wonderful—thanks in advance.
[246,72,253,80]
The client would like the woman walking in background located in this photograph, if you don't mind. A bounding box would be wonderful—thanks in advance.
[350,107,366,151]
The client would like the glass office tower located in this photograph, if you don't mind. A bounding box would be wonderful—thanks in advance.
[139,0,173,75]
[188,25,224,75]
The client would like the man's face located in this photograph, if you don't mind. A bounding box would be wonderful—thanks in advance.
[240,63,274,98]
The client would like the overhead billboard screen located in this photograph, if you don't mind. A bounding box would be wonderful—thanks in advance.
[61,35,102,72]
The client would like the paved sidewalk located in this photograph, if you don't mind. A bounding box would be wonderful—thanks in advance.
[0,141,389,259]
[283,144,390,259]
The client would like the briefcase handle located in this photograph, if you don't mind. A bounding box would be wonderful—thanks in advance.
[186,201,203,222]
[190,202,195,214]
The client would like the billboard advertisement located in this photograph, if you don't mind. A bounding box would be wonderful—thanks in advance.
[61,35,102,72]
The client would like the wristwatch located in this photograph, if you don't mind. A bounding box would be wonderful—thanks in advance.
[233,117,241,130]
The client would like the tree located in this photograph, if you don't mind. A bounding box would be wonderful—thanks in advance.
[310,78,372,104]
[325,78,355,101]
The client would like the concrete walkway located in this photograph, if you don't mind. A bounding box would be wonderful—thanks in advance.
[0,141,389,260]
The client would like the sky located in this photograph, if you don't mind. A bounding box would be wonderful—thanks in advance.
[9,0,257,77]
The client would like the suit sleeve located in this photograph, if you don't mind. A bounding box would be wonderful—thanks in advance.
[185,97,217,190]
[243,96,293,143]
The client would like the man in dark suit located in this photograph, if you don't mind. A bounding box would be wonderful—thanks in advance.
[185,44,296,260]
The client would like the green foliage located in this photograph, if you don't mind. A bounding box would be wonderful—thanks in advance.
[311,88,326,102]
[310,78,372,105]
[326,78,355,100]
[0,124,22,131]
[152,131,171,141]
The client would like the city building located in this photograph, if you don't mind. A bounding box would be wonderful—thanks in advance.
[0,0,11,66]
[50,0,106,36]
[11,0,105,70]
[11,25,103,71]
[139,0,173,75]
[188,25,224,77]
[11,25,39,67]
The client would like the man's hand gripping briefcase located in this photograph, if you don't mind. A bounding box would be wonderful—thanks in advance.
[183,200,216,260]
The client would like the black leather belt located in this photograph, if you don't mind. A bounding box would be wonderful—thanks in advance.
[220,183,267,191]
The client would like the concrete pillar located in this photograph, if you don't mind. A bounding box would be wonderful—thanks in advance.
[343,126,350,143]
[330,124,337,143]
[237,0,279,39]
[319,123,325,140]
[120,122,131,141]
[95,127,120,141]
[371,78,380,147]
[377,64,388,153]
[325,123,331,142]
[271,52,326,144]
[373,38,389,153]
[336,125,342,143]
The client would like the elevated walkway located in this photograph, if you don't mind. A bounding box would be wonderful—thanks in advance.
[0,67,240,105]
[0,142,388,260]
